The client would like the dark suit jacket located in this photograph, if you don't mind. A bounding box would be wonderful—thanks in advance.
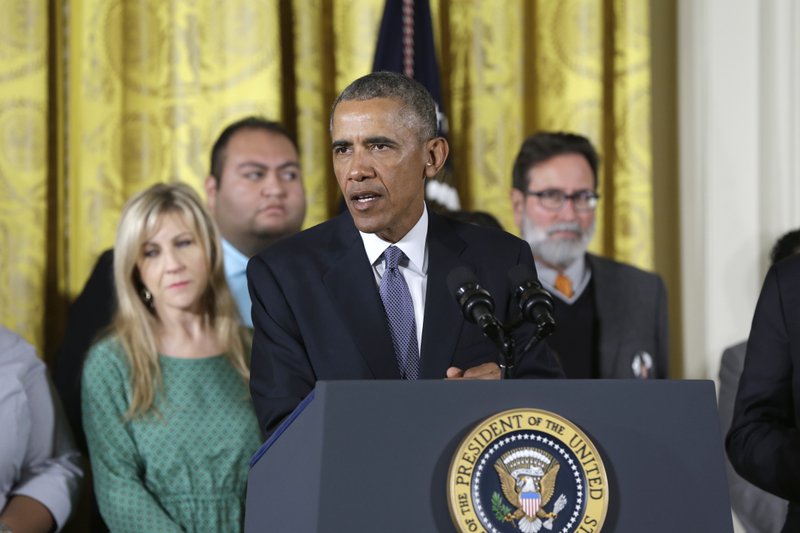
[247,211,565,435]
[54,249,116,452]
[727,254,800,531]
[587,254,669,378]
[53,249,115,533]
[719,341,787,532]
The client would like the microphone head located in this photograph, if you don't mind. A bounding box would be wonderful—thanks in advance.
[446,266,495,323]
[446,266,477,297]
[507,264,556,337]
[507,263,538,295]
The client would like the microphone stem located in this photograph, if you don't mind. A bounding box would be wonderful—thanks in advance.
[498,332,514,379]
[501,335,515,380]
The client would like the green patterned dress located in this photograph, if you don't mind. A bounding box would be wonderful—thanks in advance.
[82,337,262,533]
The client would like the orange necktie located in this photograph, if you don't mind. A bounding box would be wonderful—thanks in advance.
[554,272,574,298]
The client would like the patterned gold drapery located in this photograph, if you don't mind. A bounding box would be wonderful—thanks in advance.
[66,0,285,300]
[0,0,652,357]
[0,0,49,342]
[443,0,652,267]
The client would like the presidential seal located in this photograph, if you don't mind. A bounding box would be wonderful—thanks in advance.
[447,408,608,533]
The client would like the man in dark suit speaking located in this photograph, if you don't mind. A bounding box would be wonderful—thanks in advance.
[247,72,564,436]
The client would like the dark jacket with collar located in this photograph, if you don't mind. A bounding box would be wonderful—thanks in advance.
[586,253,669,379]
[247,210,565,436]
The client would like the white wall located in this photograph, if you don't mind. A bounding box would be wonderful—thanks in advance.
[679,2,800,530]
[679,0,800,380]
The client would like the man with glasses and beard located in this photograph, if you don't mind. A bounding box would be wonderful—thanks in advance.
[510,132,669,379]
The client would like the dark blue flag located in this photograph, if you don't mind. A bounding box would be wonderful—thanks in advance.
[373,0,458,209]
[373,0,448,138]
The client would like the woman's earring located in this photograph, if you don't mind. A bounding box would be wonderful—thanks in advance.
[142,288,153,306]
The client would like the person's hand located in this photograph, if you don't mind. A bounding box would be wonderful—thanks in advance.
[445,362,501,380]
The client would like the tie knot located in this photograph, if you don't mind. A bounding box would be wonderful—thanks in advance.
[383,245,406,270]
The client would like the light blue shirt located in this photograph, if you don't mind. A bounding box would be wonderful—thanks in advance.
[222,239,253,328]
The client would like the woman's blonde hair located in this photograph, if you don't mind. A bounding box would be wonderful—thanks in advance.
[111,182,249,418]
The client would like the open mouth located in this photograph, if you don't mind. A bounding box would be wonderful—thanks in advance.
[351,192,381,205]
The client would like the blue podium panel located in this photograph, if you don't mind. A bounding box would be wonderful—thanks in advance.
[246,380,732,533]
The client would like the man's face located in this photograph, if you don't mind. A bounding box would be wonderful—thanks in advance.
[205,128,306,257]
[331,97,446,243]
[511,153,596,269]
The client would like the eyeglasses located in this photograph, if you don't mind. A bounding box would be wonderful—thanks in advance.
[526,189,600,212]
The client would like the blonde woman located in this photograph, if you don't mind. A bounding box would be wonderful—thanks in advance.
[82,183,260,532]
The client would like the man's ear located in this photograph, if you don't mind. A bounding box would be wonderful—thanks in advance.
[510,188,526,231]
[423,137,449,178]
[204,175,218,211]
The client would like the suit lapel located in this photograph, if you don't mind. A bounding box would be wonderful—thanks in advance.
[323,216,400,379]
[419,212,467,379]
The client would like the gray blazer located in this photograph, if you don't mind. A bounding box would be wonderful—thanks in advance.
[719,341,788,532]
[587,254,669,378]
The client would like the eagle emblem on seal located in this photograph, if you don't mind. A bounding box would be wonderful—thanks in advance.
[493,447,568,532]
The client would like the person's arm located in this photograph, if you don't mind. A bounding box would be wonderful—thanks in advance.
[81,342,183,533]
[727,264,800,502]
[247,255,316,436]
[0,494,55,533]
[718,343,788,531]
[3,337,82,533]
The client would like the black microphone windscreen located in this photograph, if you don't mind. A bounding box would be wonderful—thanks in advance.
[446,266,478,296]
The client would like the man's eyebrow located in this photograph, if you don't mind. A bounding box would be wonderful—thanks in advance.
[237,161,268,170]
[365,136,397,145]
[331,140,351,150]
[237,160,299,171]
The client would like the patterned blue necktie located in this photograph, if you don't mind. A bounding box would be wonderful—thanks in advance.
[379,245,420,380]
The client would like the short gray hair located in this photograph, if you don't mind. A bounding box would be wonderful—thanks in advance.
[330,71,437,142]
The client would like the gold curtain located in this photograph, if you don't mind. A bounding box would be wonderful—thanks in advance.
[0,0,652,357]
[0,0,49,346]
[440,0,652,267]
[65,0,284,302]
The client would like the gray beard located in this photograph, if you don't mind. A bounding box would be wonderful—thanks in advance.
[521,217,595,269]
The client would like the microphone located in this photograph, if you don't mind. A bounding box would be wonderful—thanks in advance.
[446,266,505,347]
[507,264,557,339]
[446,266,500,329]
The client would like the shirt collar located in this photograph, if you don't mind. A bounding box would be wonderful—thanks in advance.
[535,254,590,302]
[221,238,248,276]
[359,205,428,275]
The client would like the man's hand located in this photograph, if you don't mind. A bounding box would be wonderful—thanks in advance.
[446,362,501,380]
